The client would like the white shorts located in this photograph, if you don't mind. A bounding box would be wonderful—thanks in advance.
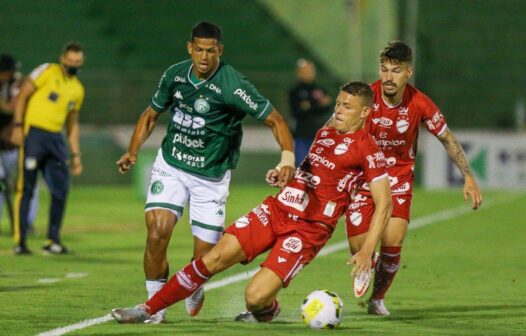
[145,149,231,244]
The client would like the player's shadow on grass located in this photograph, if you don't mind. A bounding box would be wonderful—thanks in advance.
[0,284,48,292]
[384,304,526,321]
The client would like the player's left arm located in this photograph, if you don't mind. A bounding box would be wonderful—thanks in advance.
[65,109,82,176]
[437,128,482,209]
[349,175,392,277]
[264,108,295,188]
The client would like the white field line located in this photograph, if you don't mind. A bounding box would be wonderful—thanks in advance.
[35,194,521,336]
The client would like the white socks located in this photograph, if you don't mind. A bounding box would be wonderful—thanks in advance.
[146,279,167,317]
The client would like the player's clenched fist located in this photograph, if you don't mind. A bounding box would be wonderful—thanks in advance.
[117,152,137,174]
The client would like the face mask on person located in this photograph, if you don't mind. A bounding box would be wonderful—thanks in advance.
[63,64,80,76]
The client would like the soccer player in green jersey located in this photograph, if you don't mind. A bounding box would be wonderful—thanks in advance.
[117,21,295,323]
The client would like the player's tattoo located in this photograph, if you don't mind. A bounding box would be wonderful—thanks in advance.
[438,129,472,177]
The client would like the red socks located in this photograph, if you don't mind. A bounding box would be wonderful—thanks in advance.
[371,246,401,300]
[146,258,210,314]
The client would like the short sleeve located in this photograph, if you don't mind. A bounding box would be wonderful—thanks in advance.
[361,136,388,183]
[150,68,174,113]
[227,77,273,121]
[29,63,51,88]
[420,94,447,136]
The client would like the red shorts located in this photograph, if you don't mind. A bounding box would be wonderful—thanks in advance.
[224,196,333,287]
[346,176,413,238]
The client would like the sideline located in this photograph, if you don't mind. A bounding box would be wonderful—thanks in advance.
[35,195,520,336]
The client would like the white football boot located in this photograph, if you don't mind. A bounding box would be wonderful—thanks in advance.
[185,285,205,316]
[367,299,390,316]
[353,251,379,298]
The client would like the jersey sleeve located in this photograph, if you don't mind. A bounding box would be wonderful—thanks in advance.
[420,93,448,136]
[150,68,174,113]
[29,63,52,88]
[227,76,273,121]
[361,136,388,183]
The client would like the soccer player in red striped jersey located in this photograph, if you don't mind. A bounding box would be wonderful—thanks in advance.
[111,81,393,324]
[344,41,483,316]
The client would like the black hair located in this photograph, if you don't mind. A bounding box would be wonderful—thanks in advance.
[62,42,84,55]
[380,40,412,64]
[340,81,373,106]
[0,54,17,72]
[190,21,222,42]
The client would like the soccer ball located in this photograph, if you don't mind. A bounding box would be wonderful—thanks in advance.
[301,289,344,329]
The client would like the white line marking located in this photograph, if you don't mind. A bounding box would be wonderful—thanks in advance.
[35,194,522,336]
[37,278,62,284]
[65,272,89,279]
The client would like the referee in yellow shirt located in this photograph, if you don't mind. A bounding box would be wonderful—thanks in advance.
[11,42,84,255]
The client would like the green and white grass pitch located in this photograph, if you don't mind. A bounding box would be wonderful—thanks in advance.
[0,185,525,336]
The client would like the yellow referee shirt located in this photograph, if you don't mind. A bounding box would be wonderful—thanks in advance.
[25,63,84,133]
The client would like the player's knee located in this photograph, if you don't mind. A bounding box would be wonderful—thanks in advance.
[245,286,270,311]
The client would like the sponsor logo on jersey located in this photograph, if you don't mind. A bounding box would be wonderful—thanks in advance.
[366,151,386,168]
[194,98,210,113]
[282,237,303,253]
[316,138,335,147]
[315,147,324,154]
[295,170,321,188]
[372,103,380,111]
[386,156,397,167]
[278,187,309,211]
[399,107,409,115]
[150,180,164,195]
[174,75,186,83]
[233,88,258,111]
[206,83,221,94]
[376,138,407,147]
[308,152,336,169]
[337,171,357,192]
[173,109,206,131]
[349,211,363,226]
[173,133,205,148]
[174,91,183,100]
[426,111,445,131]
[234,216,250,228]
[396,119,409,133]
[372,117,393,128]
[321,131,329,137]
[323,201,336,217]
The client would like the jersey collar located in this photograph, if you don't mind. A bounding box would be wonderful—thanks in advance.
[187,61,221,89]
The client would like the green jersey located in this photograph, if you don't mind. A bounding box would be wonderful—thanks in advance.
[150,59,273,178]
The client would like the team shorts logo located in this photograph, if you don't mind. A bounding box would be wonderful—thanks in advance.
[150,180,164,195]
[349,211,362,226]
[278,187,309,211]
[282,237,303,253]
[194,98,210,113]
[396,119,409,133]
[234,216,250,228]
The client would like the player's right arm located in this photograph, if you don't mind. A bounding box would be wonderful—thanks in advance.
[116,106,160,174]
[10,79,36,146]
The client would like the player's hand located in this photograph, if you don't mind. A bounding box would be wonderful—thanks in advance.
[10,127,23,147]
[265,168,280,186]
[70,157,83,176]
[116,152,137,174]
[463,175,482,210]
[276,165,294,188]
[347,250,372,278]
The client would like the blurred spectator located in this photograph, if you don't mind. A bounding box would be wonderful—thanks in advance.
[288,59,332,167]
[0,54,38,234]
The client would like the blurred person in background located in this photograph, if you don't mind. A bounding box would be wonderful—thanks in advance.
[11,43,84,255]
[116,21,294,323]
[341,41,483,315]
[0,53,38,235]
[288,59,332,167]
